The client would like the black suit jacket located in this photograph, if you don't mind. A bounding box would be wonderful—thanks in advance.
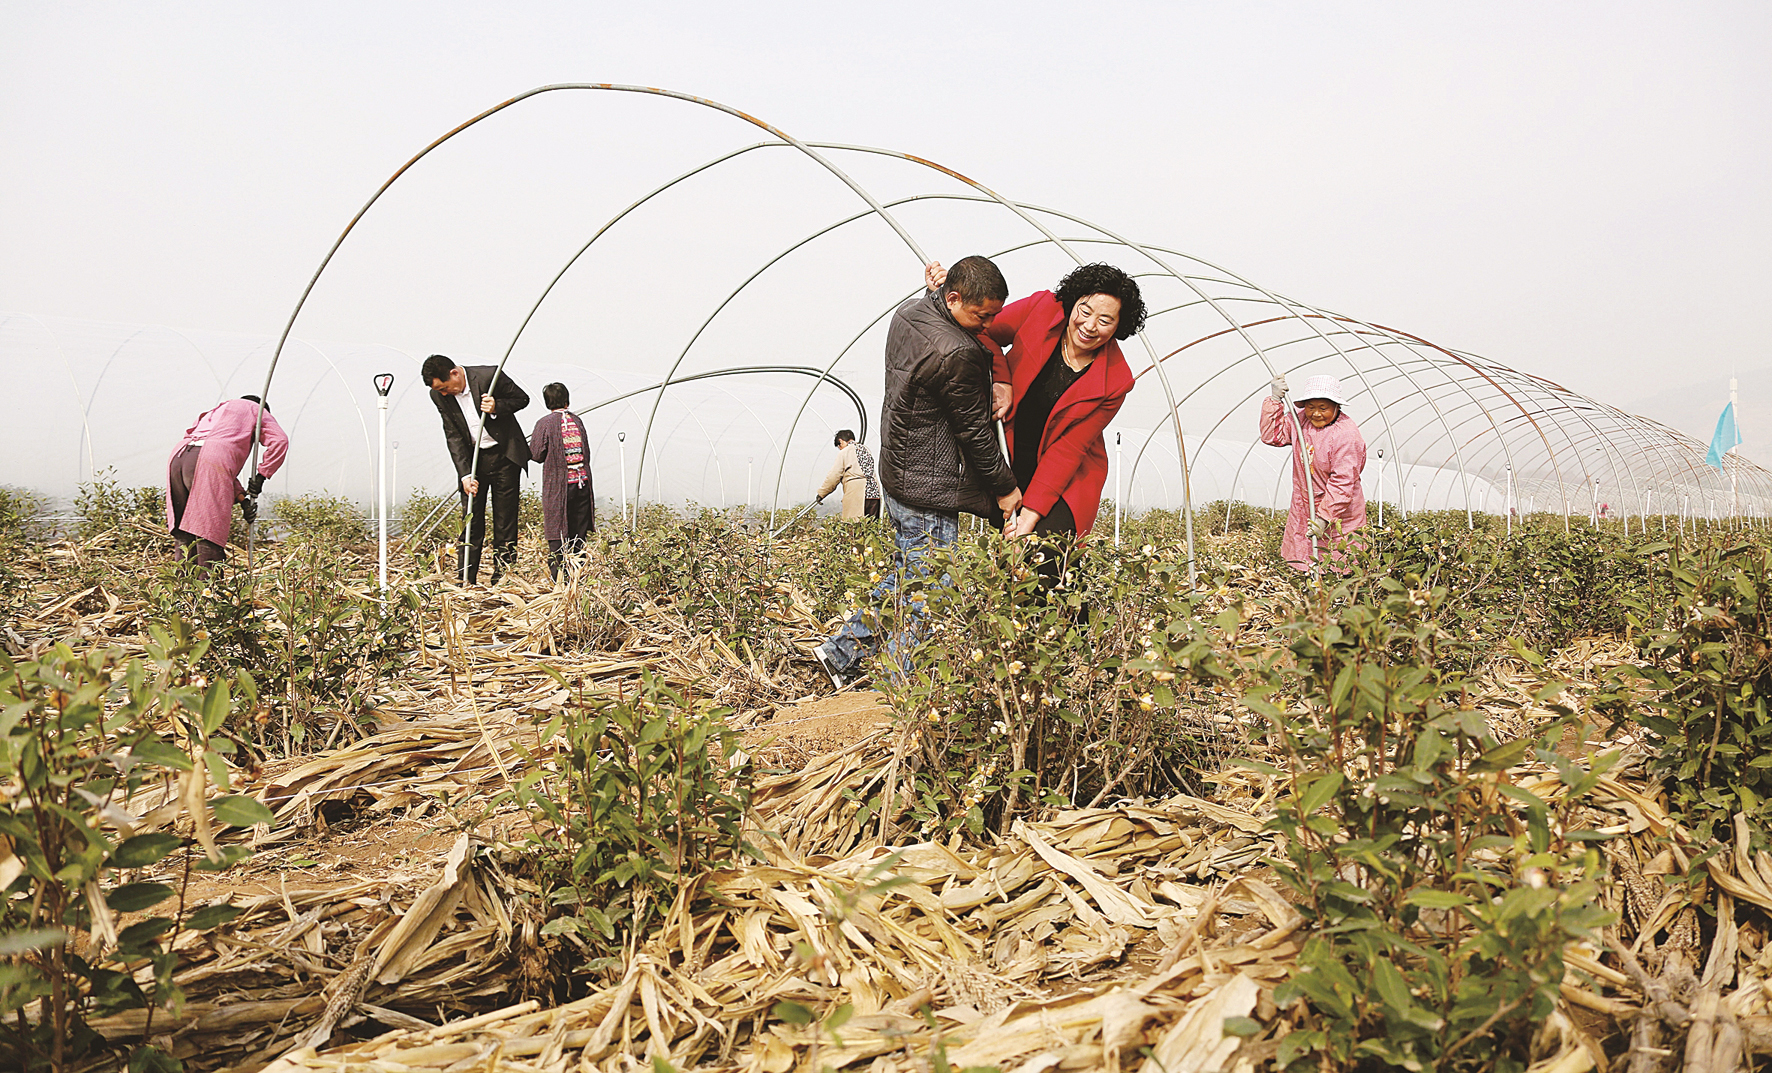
[430,365,533,477]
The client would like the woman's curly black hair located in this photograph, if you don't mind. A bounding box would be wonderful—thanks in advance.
[1054,263,1146,340]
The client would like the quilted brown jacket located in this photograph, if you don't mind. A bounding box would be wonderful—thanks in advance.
[878,292,1016,517]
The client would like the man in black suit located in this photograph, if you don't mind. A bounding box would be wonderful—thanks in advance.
[422,354,533,584]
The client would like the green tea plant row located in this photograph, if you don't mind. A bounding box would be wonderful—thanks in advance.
[1,623,273,1073]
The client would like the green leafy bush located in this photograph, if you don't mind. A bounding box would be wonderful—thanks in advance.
[72,470,163,545]
[0,488,48,543]
[596,511,846,678]
[494,673,753,987]
[144,548,423,755]
[865,534,1237,836]
[0,621,270,1072]
[1356,513,1661,659]
[268,493,367,545]
[1232,577,1613,1071]
[1613,539,1772,849]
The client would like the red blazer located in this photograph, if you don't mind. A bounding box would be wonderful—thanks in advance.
[985,291,1135,536]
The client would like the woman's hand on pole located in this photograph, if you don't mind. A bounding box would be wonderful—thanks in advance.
[1308,515,1328,539]
[1270,374,1288,400]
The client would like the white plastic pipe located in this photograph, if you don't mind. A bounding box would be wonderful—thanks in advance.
[619,434,629,527]
[1505,464,1513,536]
[1376,448,1385,527]
[377,394,389,591]
[1114,432,1122,546]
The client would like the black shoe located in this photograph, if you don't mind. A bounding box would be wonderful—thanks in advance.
[813,642,852,691]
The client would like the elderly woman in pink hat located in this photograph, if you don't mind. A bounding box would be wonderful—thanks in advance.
[1259,373,1368,570]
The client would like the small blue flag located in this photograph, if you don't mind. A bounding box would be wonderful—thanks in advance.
[1707,401,1741,471]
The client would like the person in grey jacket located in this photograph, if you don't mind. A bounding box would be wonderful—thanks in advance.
[813,255,1021,688]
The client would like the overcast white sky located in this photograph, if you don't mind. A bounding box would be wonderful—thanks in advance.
[6,0,1769,464]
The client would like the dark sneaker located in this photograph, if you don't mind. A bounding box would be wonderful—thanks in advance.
[813,641,852,691]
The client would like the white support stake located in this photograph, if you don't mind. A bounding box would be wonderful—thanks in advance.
[372,373,394,592]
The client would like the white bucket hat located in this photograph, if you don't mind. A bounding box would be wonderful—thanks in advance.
[1295,374,1349,408]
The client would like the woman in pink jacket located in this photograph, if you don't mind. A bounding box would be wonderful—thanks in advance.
[1258,374,1367,570]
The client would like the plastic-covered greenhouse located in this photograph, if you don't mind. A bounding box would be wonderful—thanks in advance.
[7,84,1767,533]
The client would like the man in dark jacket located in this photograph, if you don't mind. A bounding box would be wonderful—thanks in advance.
[422,355,533,584]
[813,256,1021,687]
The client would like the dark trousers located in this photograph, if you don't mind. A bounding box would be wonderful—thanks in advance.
[168,444,225,572]
[460,451,521,583]
[1030,497,1086,620]
[546,483,594,581]
[864,497,882,519]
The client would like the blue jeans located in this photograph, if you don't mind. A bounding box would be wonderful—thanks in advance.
[824,493,959,675]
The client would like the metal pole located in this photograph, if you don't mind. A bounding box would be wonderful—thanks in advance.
[1114,431,1122,547]
[1505,463,1512,536]
[618,432,629,527]
[1376,448,1385,527]
[1733,377,1741,524]
[391,441,398,532]
[373,373,393,591]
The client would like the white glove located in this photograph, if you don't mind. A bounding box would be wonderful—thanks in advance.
[1270,375,1288,400]
[1308,515,1328,539]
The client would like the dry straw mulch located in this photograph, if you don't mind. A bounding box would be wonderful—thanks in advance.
[12,538,1772,1070]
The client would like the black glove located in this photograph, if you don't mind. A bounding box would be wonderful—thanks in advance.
[241,498,258,525]
[247,472,266,497]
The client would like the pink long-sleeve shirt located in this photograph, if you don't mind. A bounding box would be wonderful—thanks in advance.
[1259,396,1367,570]
[165,399,288,547]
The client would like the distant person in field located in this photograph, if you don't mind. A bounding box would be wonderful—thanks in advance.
[1259,373,1368,570]
[422,355,532,585]
[812,255,1022,689]
[527,382,595,582]
[165,395,288,573]
[855,432,881,518]
[815,430,881,520]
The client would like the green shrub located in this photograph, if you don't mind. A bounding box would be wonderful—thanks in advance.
[864,533,1236,836]
[494,673,753,987]
[396,489,465,557]
[1610,538,1772,850]
[1223,577,1612,1071]
[0,620,270,1072]
[268,493,366,545]
[596,511,845,676]
[145,548,423,755]
[0,488,48,543]
[72,470,162,544]
[1355,513,1661,659]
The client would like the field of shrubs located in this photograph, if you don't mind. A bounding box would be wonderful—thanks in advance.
[4,475,1772,1073]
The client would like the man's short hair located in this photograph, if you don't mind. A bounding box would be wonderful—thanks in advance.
[421,354,457,388]
[943,255,1009,305]
[833,429,856,447]
[239,394,270,411]
[543,382,570,410]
